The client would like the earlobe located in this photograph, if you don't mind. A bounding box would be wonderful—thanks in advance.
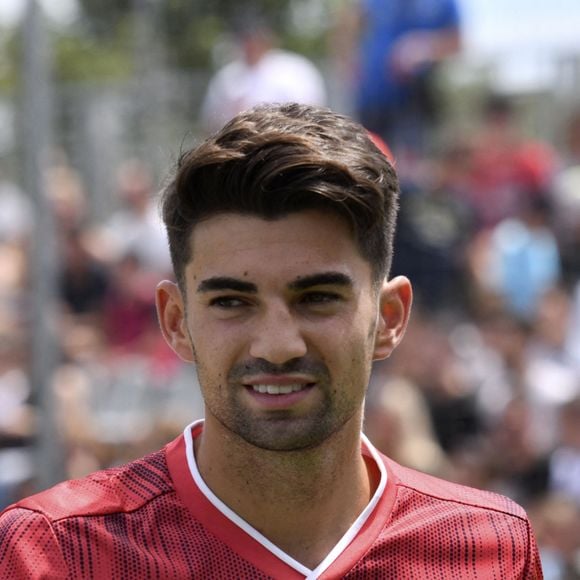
[155,280,196,363]
[373,276,413,361]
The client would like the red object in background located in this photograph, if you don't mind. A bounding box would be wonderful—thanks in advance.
[368,131,396,165]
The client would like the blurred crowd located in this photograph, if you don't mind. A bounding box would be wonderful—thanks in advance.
[0,157,205,507]
[365,96,580,579]
[1,1,580,577]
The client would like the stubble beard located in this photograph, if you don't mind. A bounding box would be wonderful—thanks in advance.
[194,358,367,453]
[188,312,376,452]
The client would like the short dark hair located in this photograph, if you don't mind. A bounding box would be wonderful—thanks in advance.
[161,103,399,288]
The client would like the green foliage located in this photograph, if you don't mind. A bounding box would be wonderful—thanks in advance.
[71,0,330,70]
[0,30,18,91]
[159,0,291,69]
[75,0,132,38]
[53,32,133,82]
[163,10,226,69]
[0,0,333,85]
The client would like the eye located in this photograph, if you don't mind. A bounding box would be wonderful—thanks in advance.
[209,296,248,309]
[300,291,342,305]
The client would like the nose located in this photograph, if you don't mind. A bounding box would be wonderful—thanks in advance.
[249,303,308,364]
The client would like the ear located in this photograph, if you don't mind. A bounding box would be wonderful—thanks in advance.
[155,280,196,363]
[372,275,412,361]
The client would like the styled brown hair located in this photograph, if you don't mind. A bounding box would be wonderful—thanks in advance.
[161,103,399,288]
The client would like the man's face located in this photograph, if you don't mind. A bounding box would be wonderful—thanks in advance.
[157,209,410,451]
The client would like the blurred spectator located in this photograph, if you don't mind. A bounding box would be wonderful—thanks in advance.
[0,238,28,323]
[484,397,550,505]
[200,17,327,134]
[559,107,580,168]
[0,329,33,447]
[102,252,159,354]
[376,311,483,454]
[58,227,110,321]
[101,159,171,276]
[553,164,580,284]
[52,318,202,479]
[0,178,32,243]
[565,282,580,370]
[464,95,557,229]
[525,286,580,453]
[481,195,561,319]
[391,147,474,312]
[553,109,580,284]
[366,358,448,476]
[46,158,90,233]
[531,494,580,579]
[548,397,580,505]
[450,310,526,423]
[0,327,35,510]
[336,0,461,153]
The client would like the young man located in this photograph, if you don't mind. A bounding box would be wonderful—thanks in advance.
[0,104,542,578]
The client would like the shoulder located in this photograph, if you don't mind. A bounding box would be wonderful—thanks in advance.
[2,446,173,524]
[354,452,543,578]
[0,507,69,579]
[383,454,530,522]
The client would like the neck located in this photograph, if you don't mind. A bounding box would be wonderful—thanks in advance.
[195,414,375,569]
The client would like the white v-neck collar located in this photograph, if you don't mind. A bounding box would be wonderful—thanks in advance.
[182,419,387,579]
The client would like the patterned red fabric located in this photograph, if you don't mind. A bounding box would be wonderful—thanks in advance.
[0,427,543,579]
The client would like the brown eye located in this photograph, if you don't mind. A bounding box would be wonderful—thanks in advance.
[301,292,341,304]
[209,296,247,308]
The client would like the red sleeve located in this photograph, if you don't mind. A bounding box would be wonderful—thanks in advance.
[0,507,68,579]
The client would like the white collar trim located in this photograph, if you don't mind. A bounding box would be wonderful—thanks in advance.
[182,419,387,579]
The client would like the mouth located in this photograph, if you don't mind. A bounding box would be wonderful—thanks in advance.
[241,379,318,410]
[248,383,315,395]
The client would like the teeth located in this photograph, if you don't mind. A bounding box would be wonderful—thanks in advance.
[252,384,307,395]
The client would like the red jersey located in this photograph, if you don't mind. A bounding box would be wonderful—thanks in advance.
[0,420,542,579]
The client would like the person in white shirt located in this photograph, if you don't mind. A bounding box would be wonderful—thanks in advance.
[200,20,327,134]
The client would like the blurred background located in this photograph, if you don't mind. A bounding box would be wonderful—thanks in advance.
[1,0,580,576]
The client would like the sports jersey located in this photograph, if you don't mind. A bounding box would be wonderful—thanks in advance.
[0,420,543,579]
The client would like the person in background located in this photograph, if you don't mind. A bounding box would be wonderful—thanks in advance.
[200,16,327,134]
[482,195,561,320]
[101,159,172,277]
[464,95,556,230]
[335,0,461,154]
[531,494,580,579]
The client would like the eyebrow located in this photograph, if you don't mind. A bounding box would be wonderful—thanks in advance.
[288,272,353,291]
[196,271,353,294]
[197,277,258,294]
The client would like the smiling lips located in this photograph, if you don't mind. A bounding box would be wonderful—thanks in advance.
[250,383,313,395]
